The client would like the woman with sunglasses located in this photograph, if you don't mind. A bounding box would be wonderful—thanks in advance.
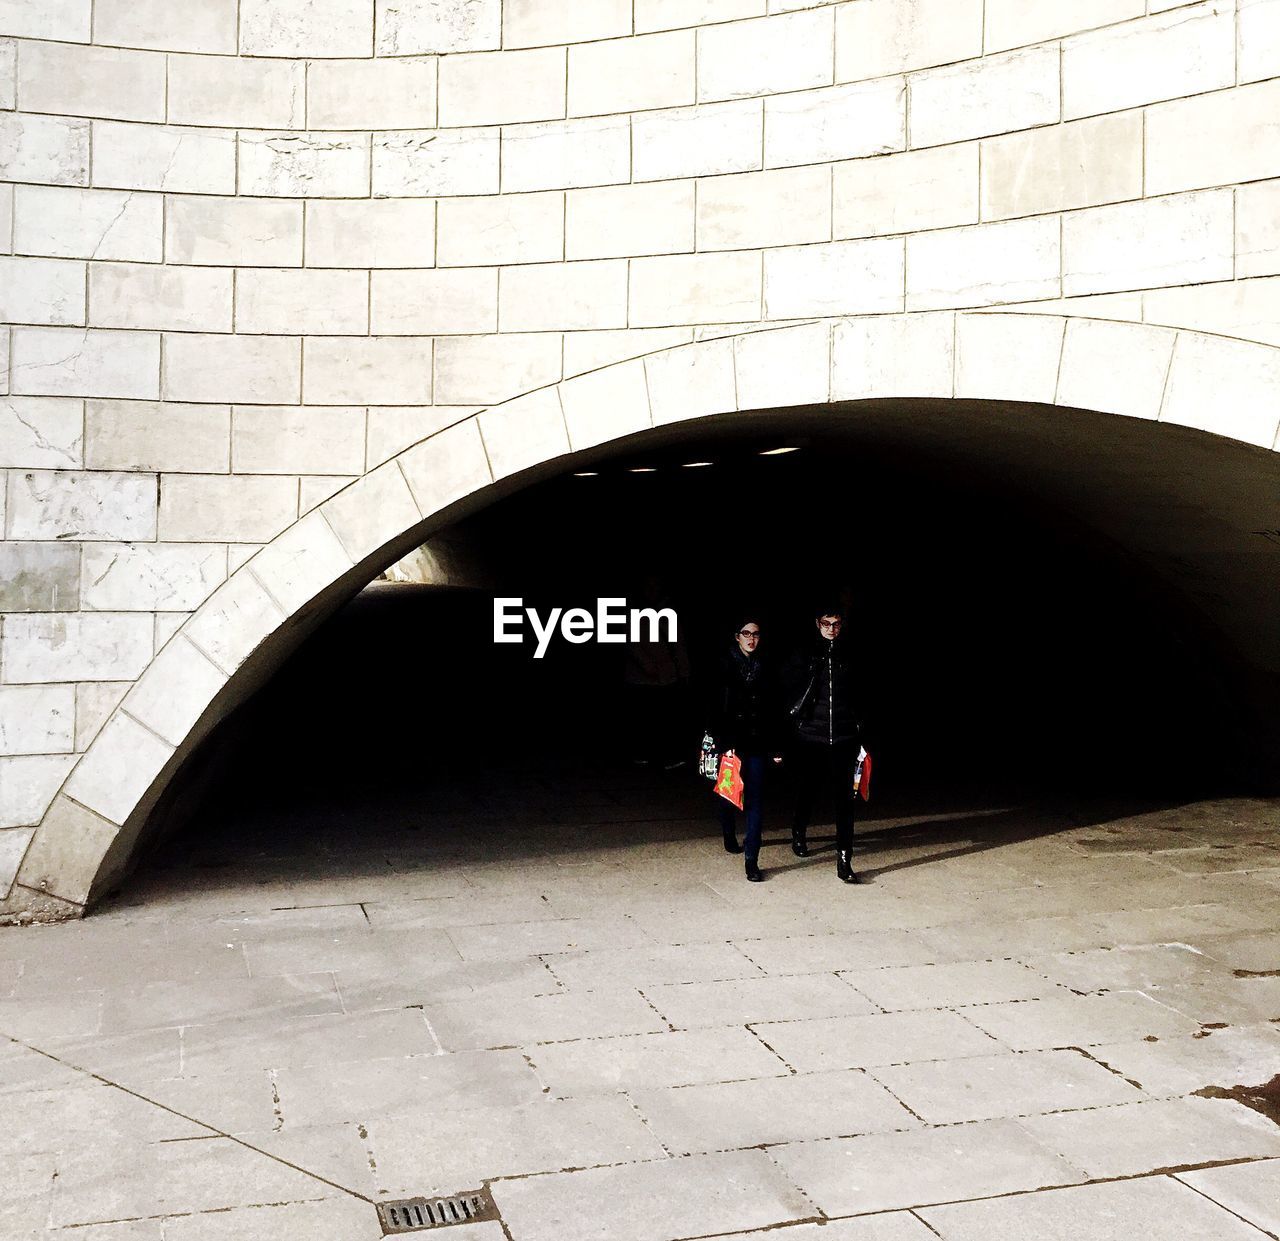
[708,617,784,882]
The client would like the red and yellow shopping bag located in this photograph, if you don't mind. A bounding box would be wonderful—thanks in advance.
[715,753,744,809]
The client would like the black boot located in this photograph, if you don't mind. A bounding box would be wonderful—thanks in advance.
[790,826,809,857]
[836,850,861,884]
[723,830,743,854]
[745,856,763,882]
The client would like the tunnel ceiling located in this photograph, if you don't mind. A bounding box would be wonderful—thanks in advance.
[547,398,1280,693]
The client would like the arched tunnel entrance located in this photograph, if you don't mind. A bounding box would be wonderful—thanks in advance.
[8,385,1280,1233]
[115,398,1277,909]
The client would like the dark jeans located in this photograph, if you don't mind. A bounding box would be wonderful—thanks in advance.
[718,753,767,859]
[792,739,858,854]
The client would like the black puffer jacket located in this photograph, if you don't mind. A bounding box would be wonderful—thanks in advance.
[709,649,782,756]
[786,638,861,747]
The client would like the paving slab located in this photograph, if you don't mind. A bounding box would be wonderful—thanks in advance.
[1147,976,1280,1025]
[1179,1158,1280,1236]
[642,975,878,1029]
[50,1136,332,1228]
[125,1067,280,1135]
[242,927,462,978]
[0,991,103,1040]
[869,1048,1143,1124]
[365,1095,666,1196]
[334,956,563,1011]
[0,1040,88,1095]
[1024,942,1233,993]
[1,1080,206,1156]
[918,1175,1268,1240]
[247,1120,382,1197]
[528,1026,786,1097]
[1192,928,1280,972]
[448,916,653,960]
[1020,1096,1280,1178]
[41,1028,183,1083]
[100,972,342,1033]
[769,1118,1086,1215]
[179,1007,439,1075]
[545,941,765,989]
[957,990,1202,1051]
[919,913,1117,960]
[1089,1023,1280,1097]
[423,988,665,1051]
[363,892,573,929]
[274,1047,545,1127]
[491,1150,814,1241]
[752,1007,1005,1073]
[632,1069,919,1154]
[715,1217,938,1241]
[160,1196,385,1241]
[735,929,954,975]
[839,959,1065,1011]
[2,1152,56,1237]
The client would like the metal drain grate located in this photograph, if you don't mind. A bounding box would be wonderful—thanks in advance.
[377,1189,499,1234]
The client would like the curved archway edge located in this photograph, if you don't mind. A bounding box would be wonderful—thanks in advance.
[8,310,1280,920]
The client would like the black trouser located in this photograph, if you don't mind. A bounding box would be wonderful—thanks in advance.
[792,739,858,854]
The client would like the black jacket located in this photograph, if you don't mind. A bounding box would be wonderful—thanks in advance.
[708,648,782,756]
[786,638,861,747]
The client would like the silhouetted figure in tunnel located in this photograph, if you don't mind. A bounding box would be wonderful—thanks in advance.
[707,617,784,882]
[786,608,865,883]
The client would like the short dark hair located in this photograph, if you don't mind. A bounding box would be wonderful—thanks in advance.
[814,605,843,621]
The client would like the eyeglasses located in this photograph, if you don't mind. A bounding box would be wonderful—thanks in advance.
[737,629,761,638]
[818,618,842,629]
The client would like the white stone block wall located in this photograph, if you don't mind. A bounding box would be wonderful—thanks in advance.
[0,0,1278,918]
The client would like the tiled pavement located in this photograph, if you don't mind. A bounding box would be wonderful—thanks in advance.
[1,773,1279,1240]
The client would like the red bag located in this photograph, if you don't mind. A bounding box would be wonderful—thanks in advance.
[715,753,744,810]
[854,748,872,802]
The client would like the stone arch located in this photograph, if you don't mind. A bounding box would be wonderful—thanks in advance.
[9,310,1280,920]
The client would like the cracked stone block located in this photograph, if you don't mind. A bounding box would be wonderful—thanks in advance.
[372,127,500,197]
[94,0,238,53]
[81,543,226,613]
[0,37,13,109]
[2,612,153,683]
[167,53,304,129]
[0,112,90,186]
[84,400,230,474]
[0,0,90,41]
[0,539,68,612]
[73,681,129,752]
[10,327,161,401]
[0,826,35,899]
[238,131,371,198]
[0,255,84,326]
[92,121,236,195]
[18,42,166,124]
[0,753,76,829]
[6,469,157,542]
[375,0,500,55]
[0,684,74,755]
[241,0,374,57]
[12,186,163,263]
[0,396,82,469]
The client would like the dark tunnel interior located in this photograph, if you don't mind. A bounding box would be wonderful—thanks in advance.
[119,424,1258,899]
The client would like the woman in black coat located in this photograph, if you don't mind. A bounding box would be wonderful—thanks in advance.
[708,617,783,882]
